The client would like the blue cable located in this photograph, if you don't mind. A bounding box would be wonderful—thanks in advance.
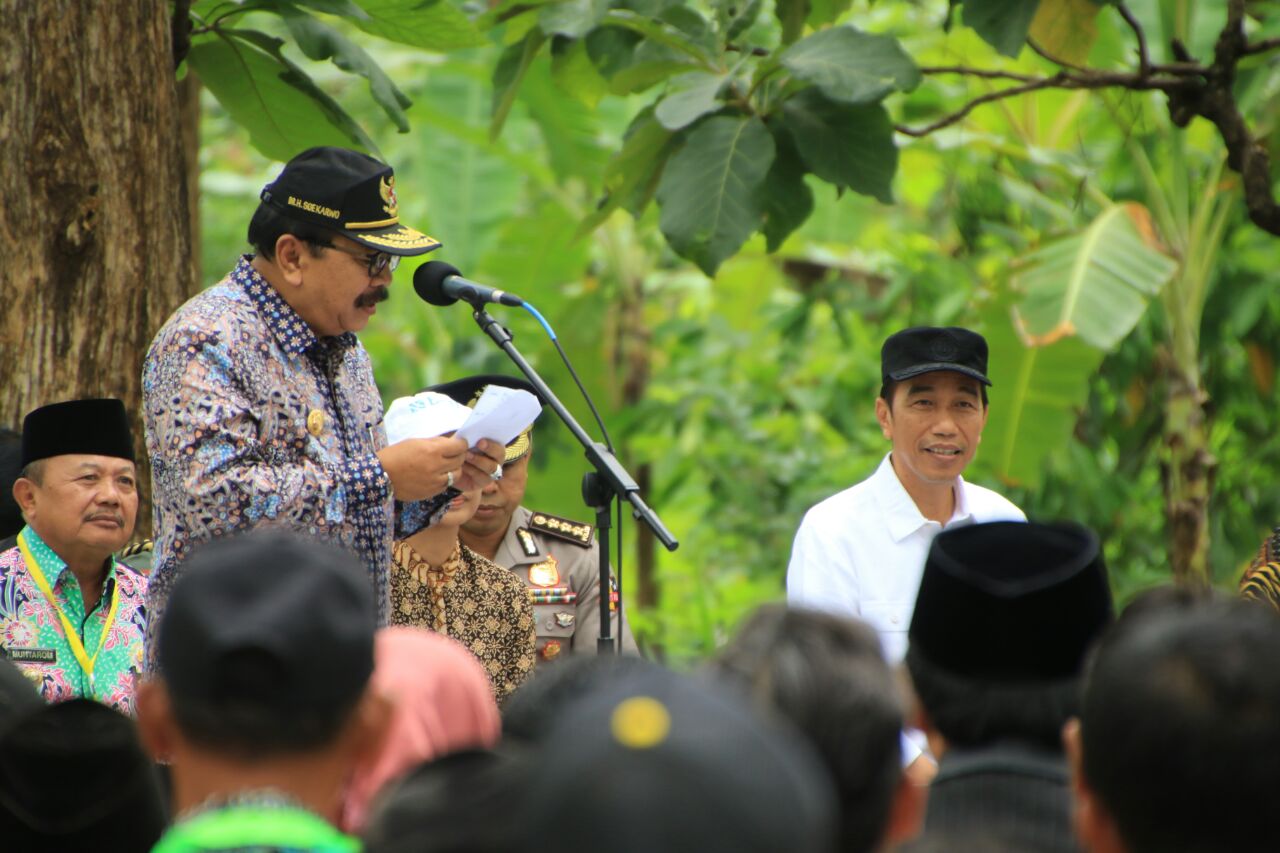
[520,301,556,341]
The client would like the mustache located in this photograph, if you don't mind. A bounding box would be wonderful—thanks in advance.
[356,287,390,308]
[85,512,124,526]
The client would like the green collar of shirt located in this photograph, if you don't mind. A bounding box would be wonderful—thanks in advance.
[20,524,119,615]
[152,803,359,853]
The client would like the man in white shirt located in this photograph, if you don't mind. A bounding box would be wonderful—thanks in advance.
[787,326,1025,663]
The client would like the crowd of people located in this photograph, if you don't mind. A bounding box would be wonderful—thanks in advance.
[3,145,1280,852]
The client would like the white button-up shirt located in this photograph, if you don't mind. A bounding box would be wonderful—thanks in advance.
[787,453,1025,664]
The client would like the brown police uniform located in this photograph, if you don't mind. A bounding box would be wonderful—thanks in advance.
[491,505,638,662]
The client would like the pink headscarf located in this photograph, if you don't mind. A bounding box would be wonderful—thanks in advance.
[341,627,502,832]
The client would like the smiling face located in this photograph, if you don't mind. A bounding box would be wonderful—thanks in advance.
[875,370,988,493]
[15,454,139,562]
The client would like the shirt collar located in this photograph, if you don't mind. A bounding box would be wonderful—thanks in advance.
[18,525,118,589]
[872,453,970,542]
[232,254,357,357]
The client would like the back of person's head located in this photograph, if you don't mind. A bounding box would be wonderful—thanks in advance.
[708,604,908,853]
[342,627,502,833]
[907,520,1112,750]
[148,530,378,759]
[511,663,836,853]
[361,748,523,853]
[0,699,166,851]
[0,427,22,540]
[501,653,654,744]
[1074,595,1280,853]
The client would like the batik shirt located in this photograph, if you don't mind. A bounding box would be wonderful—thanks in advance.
[0,527,148,714]
[142,255,449,667]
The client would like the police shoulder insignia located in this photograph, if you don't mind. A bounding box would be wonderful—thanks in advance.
[516,527,539,557]
[529,511,594,547]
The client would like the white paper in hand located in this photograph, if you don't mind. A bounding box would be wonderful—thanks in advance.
[383,392,472,445]
[454,386,541,448]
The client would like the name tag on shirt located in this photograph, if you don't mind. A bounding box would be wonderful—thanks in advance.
[6,647,57,664]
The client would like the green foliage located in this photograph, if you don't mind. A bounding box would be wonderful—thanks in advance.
[957,0,1043,57]
[778,25,921,105]
[656,115,776,275]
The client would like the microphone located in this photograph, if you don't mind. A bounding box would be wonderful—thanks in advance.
[413,261,525,307]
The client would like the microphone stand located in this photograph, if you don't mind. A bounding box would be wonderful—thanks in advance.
[470,306,679,654]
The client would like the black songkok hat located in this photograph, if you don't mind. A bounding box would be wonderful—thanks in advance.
[882,326,991,386]
[909,520,1113,682]
[0,699,166,848]
[157,531,376,716]
[21,398,135,467]
[424,374,544,464]
[259,146,441,255]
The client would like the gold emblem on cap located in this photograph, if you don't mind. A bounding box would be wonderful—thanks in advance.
[307,409,326,437]
[611,696,671,749]
[380,175,398,216]
[529,555,560,588]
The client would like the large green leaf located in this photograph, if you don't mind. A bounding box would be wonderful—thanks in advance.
[519,56,607,181]
[539,0,610,38]
[348,0,486,51]
[655,71,727,130]
[189,30,374,161]
[961,0,1041,57]
[1028,0,1101,66]
[277,5,412,131]
[656,115,776,276]
[578,106,675,234]
[774,0,810,45]
[782,89,897,203]
[1011,203,1179,350]
[550,36,608,107]
[491,30,548,140]
[760,128,814,252]
[977,301,1106,488]
[779,25,920,105]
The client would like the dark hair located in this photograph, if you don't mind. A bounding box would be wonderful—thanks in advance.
[905,645,1078,750]
[362,748,524,853]
[0,429,22,537]
[880,378,989,408]
[1080,597,1280,853]
[168,648,361,759]
[246,202,335,261]
[707,605,903,853]
[502,654,655,744]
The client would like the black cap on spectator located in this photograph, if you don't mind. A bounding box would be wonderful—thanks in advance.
[157,531,376,716]
[516,664,836,853]
[909,520,1112,681]
[882,326,991,386]
[21,399,135,466]
[0,699,166,847]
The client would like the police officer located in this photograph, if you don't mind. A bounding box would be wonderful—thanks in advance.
[430,375,638,663]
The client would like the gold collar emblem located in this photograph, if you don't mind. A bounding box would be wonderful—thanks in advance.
[529,555,560,587]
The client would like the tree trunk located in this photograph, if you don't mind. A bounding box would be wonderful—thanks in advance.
[0,0,197,536]
[1161,361,1215,589]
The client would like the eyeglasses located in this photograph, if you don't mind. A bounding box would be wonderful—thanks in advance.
[317,241,399,278]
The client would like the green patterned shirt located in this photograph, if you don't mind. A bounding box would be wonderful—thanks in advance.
[0,526,149,714]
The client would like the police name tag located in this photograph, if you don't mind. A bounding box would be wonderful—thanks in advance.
[6,647,56,664]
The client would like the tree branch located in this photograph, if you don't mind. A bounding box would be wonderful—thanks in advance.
[172,0,192,69]
[1243,36,1280,57]
[896,75,1070,137]
[1115,3,1150,77]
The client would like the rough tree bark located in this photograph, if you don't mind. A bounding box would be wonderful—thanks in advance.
[0,0,198,535]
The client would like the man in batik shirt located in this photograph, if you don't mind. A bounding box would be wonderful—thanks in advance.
[0,399,148,714]
[142,147,502,666]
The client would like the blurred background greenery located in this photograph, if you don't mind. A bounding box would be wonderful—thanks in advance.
[190,0,1280,662]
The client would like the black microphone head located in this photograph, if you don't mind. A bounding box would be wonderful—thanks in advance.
[414,260,464,306]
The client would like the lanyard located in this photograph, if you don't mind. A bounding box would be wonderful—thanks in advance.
[16,530,120,694]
